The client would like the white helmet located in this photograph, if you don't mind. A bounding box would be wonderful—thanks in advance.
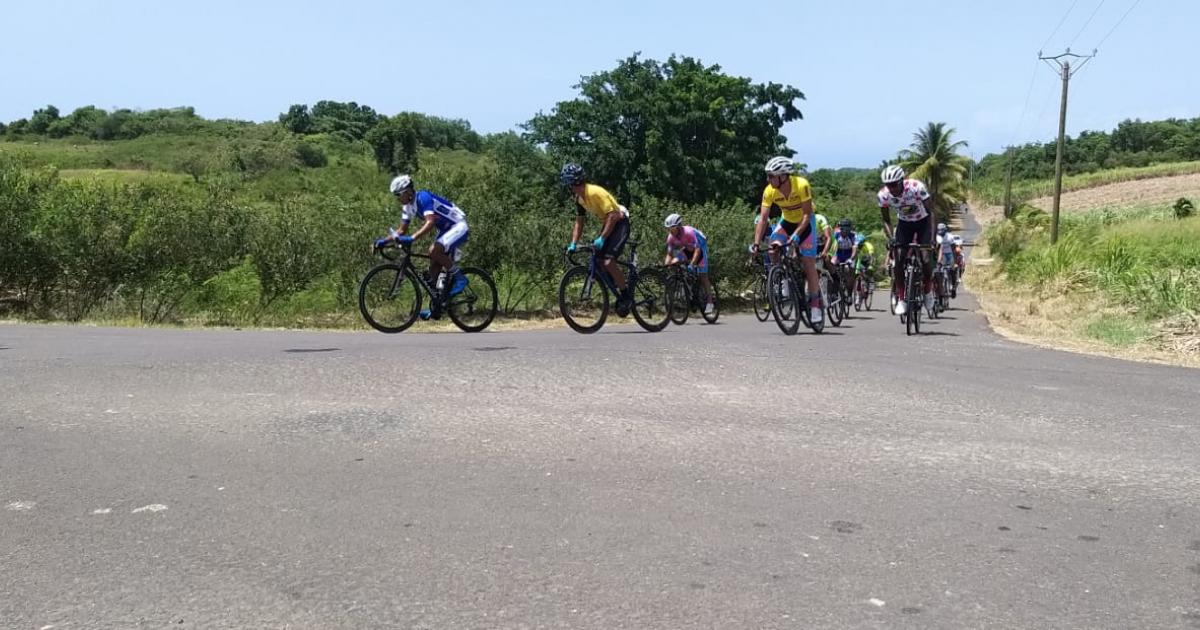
[663,213,683,228]
[389,174,413,196]
[881,165,905,184]
[764,156,794,176]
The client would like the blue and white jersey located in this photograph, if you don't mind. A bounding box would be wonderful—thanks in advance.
[401,191,467,232]
[833,230,857,253]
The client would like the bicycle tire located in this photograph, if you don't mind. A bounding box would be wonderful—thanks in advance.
[823,275,843,328]
[865,281,874,311]
[701,283,720,324]
[666,274,689,326]
[767,265,800,335]
[631,266,670,332]
[446,267,498,333]
[558,265,608,334]
[752,273,770,322]
[358,263,421,334]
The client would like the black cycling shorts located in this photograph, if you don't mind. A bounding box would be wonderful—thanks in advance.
[599,216,630,260]
[894,215,933,248]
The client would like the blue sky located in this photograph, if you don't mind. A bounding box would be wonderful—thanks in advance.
[1,0,1192,168]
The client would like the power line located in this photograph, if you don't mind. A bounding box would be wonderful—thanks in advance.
[1009,60,1041,148]
[1041,0,1081,51]
[1068,0,1107,48]
[1095,0,1142,50]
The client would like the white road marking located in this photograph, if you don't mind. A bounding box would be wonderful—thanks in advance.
[6,501,35,511]
[131,504,168,514]
[869,598,886,607]
[92,508,112,515]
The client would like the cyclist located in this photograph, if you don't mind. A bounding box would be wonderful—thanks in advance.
[561,163,633,317]
[878,165,935,316]
[663,213,715,316]
[854,233,876,280]
[829,218,858,297]
[753,156,822,324]
[936,222,965,296]
[377,174,469,320]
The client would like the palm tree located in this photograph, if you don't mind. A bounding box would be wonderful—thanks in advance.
[898,122,970,221]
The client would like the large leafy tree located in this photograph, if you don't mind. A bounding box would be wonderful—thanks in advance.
[365,114,420,174]
[899,122,970,219]
[524,53,804,206]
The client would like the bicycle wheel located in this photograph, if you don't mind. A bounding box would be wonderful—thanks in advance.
[752,273,770,322]
[558,265,608,334]
[358,263,422,333]
[666,274,690,326]
[631,267,670,332]
[865,280,874,311]
[446,267,498,332]
[823,275,843,328]
[767,265,800,335]
[853,277,863,312]
[700,283,720,324]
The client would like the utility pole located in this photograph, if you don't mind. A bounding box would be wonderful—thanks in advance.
[1003,146,1015,219]
[1039,49,1095,244]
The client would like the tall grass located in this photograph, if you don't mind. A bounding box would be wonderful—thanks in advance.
[987,205,1200,325]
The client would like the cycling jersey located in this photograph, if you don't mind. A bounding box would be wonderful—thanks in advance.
[761,175,814,224]
[401,191,467,232]
[574,183,627,220]
[877,179,932,222]
[832,230,857,263]
[667,226,709,273]
[937,232,963,264]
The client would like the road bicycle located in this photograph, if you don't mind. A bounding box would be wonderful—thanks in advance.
[558,241,670,334]
[358,239,498,333]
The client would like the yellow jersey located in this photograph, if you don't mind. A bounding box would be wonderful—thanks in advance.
[574,183,623,221]
[761,175,814,224]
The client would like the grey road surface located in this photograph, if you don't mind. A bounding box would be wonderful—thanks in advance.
[2,242,1199,628]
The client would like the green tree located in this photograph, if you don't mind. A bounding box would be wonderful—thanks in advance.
[365,114,420,174]
[29,105,61,135]
[524,53,804,206]
[279,104,313,135]
[898,122,970,219]
[309,101,380,141]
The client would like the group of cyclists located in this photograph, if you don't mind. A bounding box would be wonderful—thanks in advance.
[373,155,965,330]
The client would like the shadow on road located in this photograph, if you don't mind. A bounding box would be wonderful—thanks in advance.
[283,348,341,353]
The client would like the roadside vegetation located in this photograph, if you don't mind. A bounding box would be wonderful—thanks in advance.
[3,54,926,327]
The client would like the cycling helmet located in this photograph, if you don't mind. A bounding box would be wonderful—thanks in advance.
[855,233,867,245]
[560,163,585,186]
[881,165,906,184]
[663,213,683,228]
[838,218,853,230]
[389,174,413,196]
[764,156,794,176]
[937,222,948,235]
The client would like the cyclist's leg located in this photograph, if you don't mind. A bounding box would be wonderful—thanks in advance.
[600,217,630,293]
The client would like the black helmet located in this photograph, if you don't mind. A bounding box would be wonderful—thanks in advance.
[560,163,585,186]
[838,218,853,230]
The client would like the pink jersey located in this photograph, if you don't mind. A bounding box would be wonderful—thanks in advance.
[877,179,932,222]
[666,226,707,253]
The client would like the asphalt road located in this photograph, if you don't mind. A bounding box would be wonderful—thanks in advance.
[3,225,1199,628]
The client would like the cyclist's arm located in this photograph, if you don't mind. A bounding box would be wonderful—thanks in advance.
[570,209,586,246]
[599,210,620,240]
[690,247,703,267]
[408,213,437,241]
[754,205,770,247]
[880,206,894,241]
[820,224,833,257]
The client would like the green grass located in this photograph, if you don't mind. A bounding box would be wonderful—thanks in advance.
[987,204,1200,348]
[1082,316,1152,347]
[57,168,193,184]
[975,161,1200,206]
